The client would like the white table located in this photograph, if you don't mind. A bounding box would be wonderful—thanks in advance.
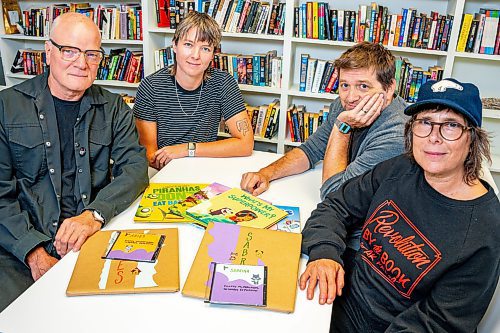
[0,151,332,333]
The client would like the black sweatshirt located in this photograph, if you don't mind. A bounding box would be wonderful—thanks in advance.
[302,154,500,332]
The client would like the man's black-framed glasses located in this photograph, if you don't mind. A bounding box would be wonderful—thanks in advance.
[412,119,472,141]
[50,39,105,65]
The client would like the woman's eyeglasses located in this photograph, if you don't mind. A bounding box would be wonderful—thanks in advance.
[412,119,472,141]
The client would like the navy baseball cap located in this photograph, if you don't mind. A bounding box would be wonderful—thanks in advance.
[404,78,482,127]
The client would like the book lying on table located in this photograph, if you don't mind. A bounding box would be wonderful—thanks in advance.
[102,231,165,263]
[169,182,231,226]
[134,183,208,223]
[269,205,301,233]
[67,228,179,296]
[182,222,302,313]
[205,263,268,307]
[186,188,288,229]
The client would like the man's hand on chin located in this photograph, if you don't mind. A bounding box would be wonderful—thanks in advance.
[339,93,385,129]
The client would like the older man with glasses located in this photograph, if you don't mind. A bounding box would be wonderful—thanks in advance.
[0,12,148,312]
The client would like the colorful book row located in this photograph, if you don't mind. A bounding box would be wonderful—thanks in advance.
[155,0,196,30]
[97,48,143,83]
[220,100,280,139]
[286,104,329,143]
[154,47,176,70]
[293,2,454,51]
[17,2,142,41]
[298,54,338,94]
[214,50,282,88]
[395,57,443,103]
[10,49,47,76]
[155,0,286,35]
[457,9,500,55]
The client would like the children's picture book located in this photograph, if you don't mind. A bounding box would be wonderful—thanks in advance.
[186,188,288,229]
[269,205,301,233]
[205,263,267,307]
[67,228,179,296]
[102,231,165,263]
[134,183,208,223]
[169,182,230,226]
[183,222,302,313]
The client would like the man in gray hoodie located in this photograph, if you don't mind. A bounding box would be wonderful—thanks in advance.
[241,42,407,257]
[241,42,407,201]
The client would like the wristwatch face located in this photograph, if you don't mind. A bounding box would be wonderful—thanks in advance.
[335,119,351,134]
[188,142,196,157]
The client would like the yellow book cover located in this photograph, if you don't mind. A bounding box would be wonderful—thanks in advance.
[312,2,319,39]
[169,182,231,226]
[186,188,288,229]
[134,183,208,223]
[182,222,302,313]
[457,13,473,52]
[67,228,179,295]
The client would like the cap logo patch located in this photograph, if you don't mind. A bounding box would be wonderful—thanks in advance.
[431,80,464,92]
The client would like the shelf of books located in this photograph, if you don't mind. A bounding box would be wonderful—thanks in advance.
[0,1,145,89]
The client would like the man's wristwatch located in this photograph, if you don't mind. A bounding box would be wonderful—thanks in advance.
[188,142,196,157]
[335,118,352,134]
[91,210,105,224]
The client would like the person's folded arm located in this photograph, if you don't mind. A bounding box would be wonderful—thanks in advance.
[320,128,405,201]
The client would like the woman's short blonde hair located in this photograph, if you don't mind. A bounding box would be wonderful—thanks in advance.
[170,12,222,79]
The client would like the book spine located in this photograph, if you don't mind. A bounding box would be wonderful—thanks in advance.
[473,14,486,53]
[457,13,473,52]
[337,10,344,41]
[299,54,308,92]
[312,2,319,39]
[318,61,334,93]
[311,59,326,93]
[287,107,295,142]
[398,8,408,47]
[304,58,317,92]
[252,55,260,85]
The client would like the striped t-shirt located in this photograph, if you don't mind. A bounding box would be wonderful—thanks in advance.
[133,67,245,148]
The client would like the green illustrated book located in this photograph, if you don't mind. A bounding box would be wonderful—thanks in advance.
[134,183,208,223]
[186,188,288,229]
[169,182,231,226]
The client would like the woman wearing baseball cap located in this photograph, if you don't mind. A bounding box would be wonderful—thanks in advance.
[301,78,499,332]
